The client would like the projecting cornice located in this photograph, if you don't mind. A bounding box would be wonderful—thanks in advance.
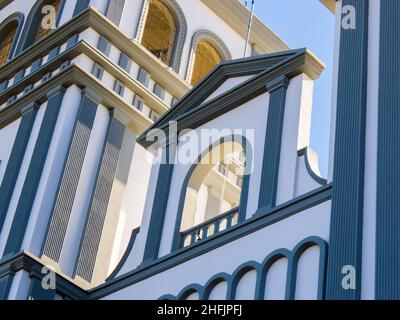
[0,7,190,100]
[320,0,337,13]
[0,0,12,11]
[137,48,325,148]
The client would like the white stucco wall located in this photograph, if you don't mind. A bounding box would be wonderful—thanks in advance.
[0,119,21,185]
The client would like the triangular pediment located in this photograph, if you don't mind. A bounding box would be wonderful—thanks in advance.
[138,48,324,148]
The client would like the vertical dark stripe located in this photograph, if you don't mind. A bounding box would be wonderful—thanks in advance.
[106,0,126,26]
[376,0,400,300]
[73,0,90,16]
[0,103,38,234]
[326,0,369,300]
[258,76,289,210]
[0,274,13,300]
[42,89,99,262]
[75,114,125,282]
[3,85,66,257]
[143,146,175,262]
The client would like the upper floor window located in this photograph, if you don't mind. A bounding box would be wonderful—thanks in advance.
[186,30,231,86]
[177,138,250,248]
[33,0,62,44]
[190,41,221,86]
[141,0,177,66]
[0,21,18,67]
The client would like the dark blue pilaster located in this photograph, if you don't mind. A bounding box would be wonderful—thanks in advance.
[326,0,369,300]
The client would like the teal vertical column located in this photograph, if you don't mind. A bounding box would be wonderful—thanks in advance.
[0,102,38,233]
[72,0,90,16]
[42,88,100,262]
[3,85,66,257]
[258,75,289,210]
[0,274,13,300]
[376,0,400,300]
[143,144,175,262]
[75,110,126,283]
[326,0,369,300]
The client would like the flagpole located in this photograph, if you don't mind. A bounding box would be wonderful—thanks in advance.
[243,0,255,58]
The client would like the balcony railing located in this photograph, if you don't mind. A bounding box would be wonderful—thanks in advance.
[181,207,239,248]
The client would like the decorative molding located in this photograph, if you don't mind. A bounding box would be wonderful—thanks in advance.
[2,85,66,257]
[185,29,232,83]
[0,102,38,235]
[42,89,98,263]
[16,0,67,54]
[326,0,369,300]
[138,49,325,148]
[156,236,328,301]
[258,75,289,210]
[171,135,252,251]
[136,0,187,73]
[89,184,331,299]
[376,0,400,300]
[297,148,327,186]
[75,115,126,283]
[0,12,25,61]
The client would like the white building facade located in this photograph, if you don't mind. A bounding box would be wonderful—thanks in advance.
[0,0,397,300]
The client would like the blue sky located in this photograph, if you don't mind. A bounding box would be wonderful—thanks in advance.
[246,0,336,177]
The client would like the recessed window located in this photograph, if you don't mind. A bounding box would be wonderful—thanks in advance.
[137,68,150,87]
[149,110,159,122]
[91,63,104,80]
[33,0,62,44]
[191,41,222,86]
[153,83,165,100]
[141,0,176,66]
[132,95,144,111]
[113,80,125,97]
[0,21,18,66]
[179,140,247,248]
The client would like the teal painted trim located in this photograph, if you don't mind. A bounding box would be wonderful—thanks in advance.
[75,114,126,282]
[158,294,177,301]
[73,0,90,16]
[255,248,291,300]
[15,0,66,54]
[0,12,25,61]
[202,272,231,300]
[155,236,328,301]
[376,0,400,300]
[258,75,289,210]
[27,277,56,300]
[0,103,38,234]
[42,88,99,262]
[107,228,140,281]
[287,236,328,300]
[326,0,369,300]
[0,274,14,300]
[171,134,252,251]
[297,148,327,185]
[0,252,87,300]
[228,261,259,300]
[142,145,176,263]
[3,85,66,257]
[89,184,331,299]
[177,284,203,300]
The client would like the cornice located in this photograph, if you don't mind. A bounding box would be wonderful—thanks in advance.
[201,0,290,54]
[0,0,12,11]
[320,0,337,13]
[0,8,190,100]
[0,63,153,133]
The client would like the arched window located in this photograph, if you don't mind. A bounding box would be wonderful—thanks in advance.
[186,30,231,86]
[174,136,251,249]
[32,0,62,44]
[17,0,64,53]
[136,0,187,72]
[141,0,177,66]
[190,41,221,86]
[0,21,18,66]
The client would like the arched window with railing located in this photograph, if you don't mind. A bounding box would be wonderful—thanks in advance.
[137,0,187,72]
[0,13,24,66]
[16,0,65,53]
[172,135,251,250]
[186,30,231,86]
